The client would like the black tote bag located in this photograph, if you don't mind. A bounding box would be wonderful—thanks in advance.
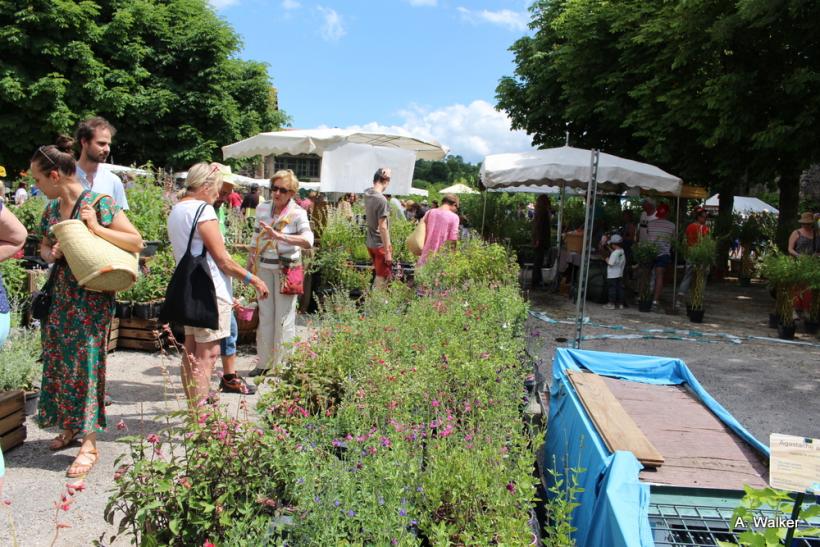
[159,203,219,329]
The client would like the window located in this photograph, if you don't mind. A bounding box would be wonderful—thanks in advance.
[269,154,321,181]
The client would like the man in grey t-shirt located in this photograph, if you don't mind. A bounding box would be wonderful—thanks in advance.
[363,167,393,288]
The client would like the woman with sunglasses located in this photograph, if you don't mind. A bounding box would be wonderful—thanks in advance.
[167,163,269,405]
[248,170,314,377]
[30,144,143,479]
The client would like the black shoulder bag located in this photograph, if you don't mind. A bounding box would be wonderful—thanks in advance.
[159,203,219,329]
[30,191,89,321]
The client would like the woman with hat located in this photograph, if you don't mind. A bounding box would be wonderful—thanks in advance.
[788,212,817,257]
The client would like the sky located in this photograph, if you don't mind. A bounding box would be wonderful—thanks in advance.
[211,0,535,163]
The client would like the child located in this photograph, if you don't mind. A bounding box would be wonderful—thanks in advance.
[604,234,626,309]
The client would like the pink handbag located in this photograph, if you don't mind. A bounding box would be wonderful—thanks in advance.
[280,261,304,295]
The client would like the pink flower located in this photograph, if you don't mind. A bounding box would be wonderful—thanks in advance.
[439,424,454,438]
[380,436,392,447]
[506,482,516,494]
[431,400,440,408]
[146,433,160,444]
[203,541,216,547]
[116,419,127,431]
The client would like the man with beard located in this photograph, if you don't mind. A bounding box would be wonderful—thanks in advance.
[74,117,129,210]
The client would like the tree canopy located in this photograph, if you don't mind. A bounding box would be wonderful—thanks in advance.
[413,155,480,187]
[497,0,820,250]
[0,0,287,171]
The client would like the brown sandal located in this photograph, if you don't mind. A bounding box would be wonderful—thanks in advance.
[49,430,80,451]
[66,449,98,479]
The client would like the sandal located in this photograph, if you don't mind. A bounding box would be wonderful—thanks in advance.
[66,449,98,479]
[49,430,80,451]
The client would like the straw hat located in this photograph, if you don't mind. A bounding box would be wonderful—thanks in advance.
[798,212,814,224]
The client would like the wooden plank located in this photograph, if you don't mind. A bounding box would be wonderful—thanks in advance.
[0,425,27,453]
[602,377,768,490]
[0,391,24,420]
[0,409,24,435]
[567,370,665,467]
[118,317,160,330]
[118,328,161,341]
[117,338,161,351]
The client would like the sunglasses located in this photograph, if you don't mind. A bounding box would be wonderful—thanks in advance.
[272,185,291,194]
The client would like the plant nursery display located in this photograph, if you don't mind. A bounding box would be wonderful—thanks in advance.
[632,241,658,311]
[685,235,717,322]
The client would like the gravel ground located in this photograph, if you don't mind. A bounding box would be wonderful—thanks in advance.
[525,279,820,441]
[2,280,818,545]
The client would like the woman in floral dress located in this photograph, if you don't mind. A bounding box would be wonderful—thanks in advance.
[30,144,143,479]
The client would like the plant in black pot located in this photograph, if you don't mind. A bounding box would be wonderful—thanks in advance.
[632,241,658,312]
[759,253,801,340]
[736,215,763,287]
[685,235,716,323]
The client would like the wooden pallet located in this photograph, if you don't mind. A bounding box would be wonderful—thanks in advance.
[108,317,119,352]
[116,317,166,352]
[567,370,664,468]
[0,390,26,452]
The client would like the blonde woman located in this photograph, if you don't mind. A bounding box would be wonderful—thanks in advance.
[30,144,143,479]
[248,170,314,376]
[167,163,269,403]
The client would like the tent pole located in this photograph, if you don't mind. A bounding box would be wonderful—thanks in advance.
[574,150,599,349]
[672,194,681,311]
[557,184,565,250]
[480,191,487,238]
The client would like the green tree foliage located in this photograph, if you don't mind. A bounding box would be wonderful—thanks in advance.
[413,155,480,186]
[497,0,820,253]
[0,0,288,170]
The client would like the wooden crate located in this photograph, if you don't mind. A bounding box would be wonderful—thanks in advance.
[27,268,50,293]
[0,390,26,453]
[116,317,167,352]
[108,317,119,352]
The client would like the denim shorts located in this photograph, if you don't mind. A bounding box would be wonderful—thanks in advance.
[654,254,671,268]
[220,312,238,357]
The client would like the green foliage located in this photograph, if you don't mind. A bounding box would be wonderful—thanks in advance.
[413,156,480,186]
[109,248,536,545]
[759,253,802,325]
[632,241,659,303]
[9,197,46,236]
[543,456,585,547]
[105,405,293,546]
[124,177,168,243]
[686,235,717,311]
[497,0,820,253]
[415,239,520,291]
[458,192,533,251]
[0,258,27,307]
[0,0,288,170]
[717,485,820,547]
[0,327,42,391]
[119,250,175,303]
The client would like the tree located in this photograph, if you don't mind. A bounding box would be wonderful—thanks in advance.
[0,0,287,171]
[497,0,820,253]
[413,156,480,186]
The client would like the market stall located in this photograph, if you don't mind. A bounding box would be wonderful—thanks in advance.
[480,146,682,348]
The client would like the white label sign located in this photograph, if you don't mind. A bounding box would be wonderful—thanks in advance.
[769,433,820,494]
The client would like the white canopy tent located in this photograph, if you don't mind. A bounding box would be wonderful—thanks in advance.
[704,195,778,216]
[439,183,479,195]
[408,187,428,197]
[221,128,447,195]
[480,146,683,348]
[106,164,151,177]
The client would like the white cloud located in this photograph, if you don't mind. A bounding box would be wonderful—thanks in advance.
[406,0,437,6]
[457,7,528,32]
[317,6,346,42]
[334,100,533,163]
[209,0,240,9]
[282,0,300,9]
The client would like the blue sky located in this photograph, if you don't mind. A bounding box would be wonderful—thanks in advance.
[211,0,534,162]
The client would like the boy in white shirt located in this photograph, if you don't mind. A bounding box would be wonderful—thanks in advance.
[604,234,626,310]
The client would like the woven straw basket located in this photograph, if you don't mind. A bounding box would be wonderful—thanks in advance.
[51,219,139,292]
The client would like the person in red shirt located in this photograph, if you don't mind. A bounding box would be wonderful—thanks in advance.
[677,207,710,301]
[227,189,242,210]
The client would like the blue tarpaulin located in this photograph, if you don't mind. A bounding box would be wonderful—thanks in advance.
[545,348,769,547]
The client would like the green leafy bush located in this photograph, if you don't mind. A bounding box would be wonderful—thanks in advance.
[0,258,28,307]
[125,177,169,243]
[9,197,46,235]
[685,235,717,311]
[119,250,175,303]
[0,327,41,391]
[759,253,802,326]
[414,238,519,291]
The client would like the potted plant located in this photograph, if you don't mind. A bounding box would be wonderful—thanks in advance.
[125,177,169,256]
[632,241,658,312]
[119,250,175,319]
[759,253,801,340]
[685,235,716,323]
[798,255,820,334]
[0,326,42,415]
[736,215,763,287]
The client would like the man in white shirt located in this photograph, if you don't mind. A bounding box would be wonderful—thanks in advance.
[75,117,129,210]
[637,198,656,243]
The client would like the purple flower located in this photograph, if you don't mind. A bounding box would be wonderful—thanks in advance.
[411,519,418,526]
[334,500,341,507]
[347,509,356,517]
[399,508,407,517]
[416,486,423,492]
